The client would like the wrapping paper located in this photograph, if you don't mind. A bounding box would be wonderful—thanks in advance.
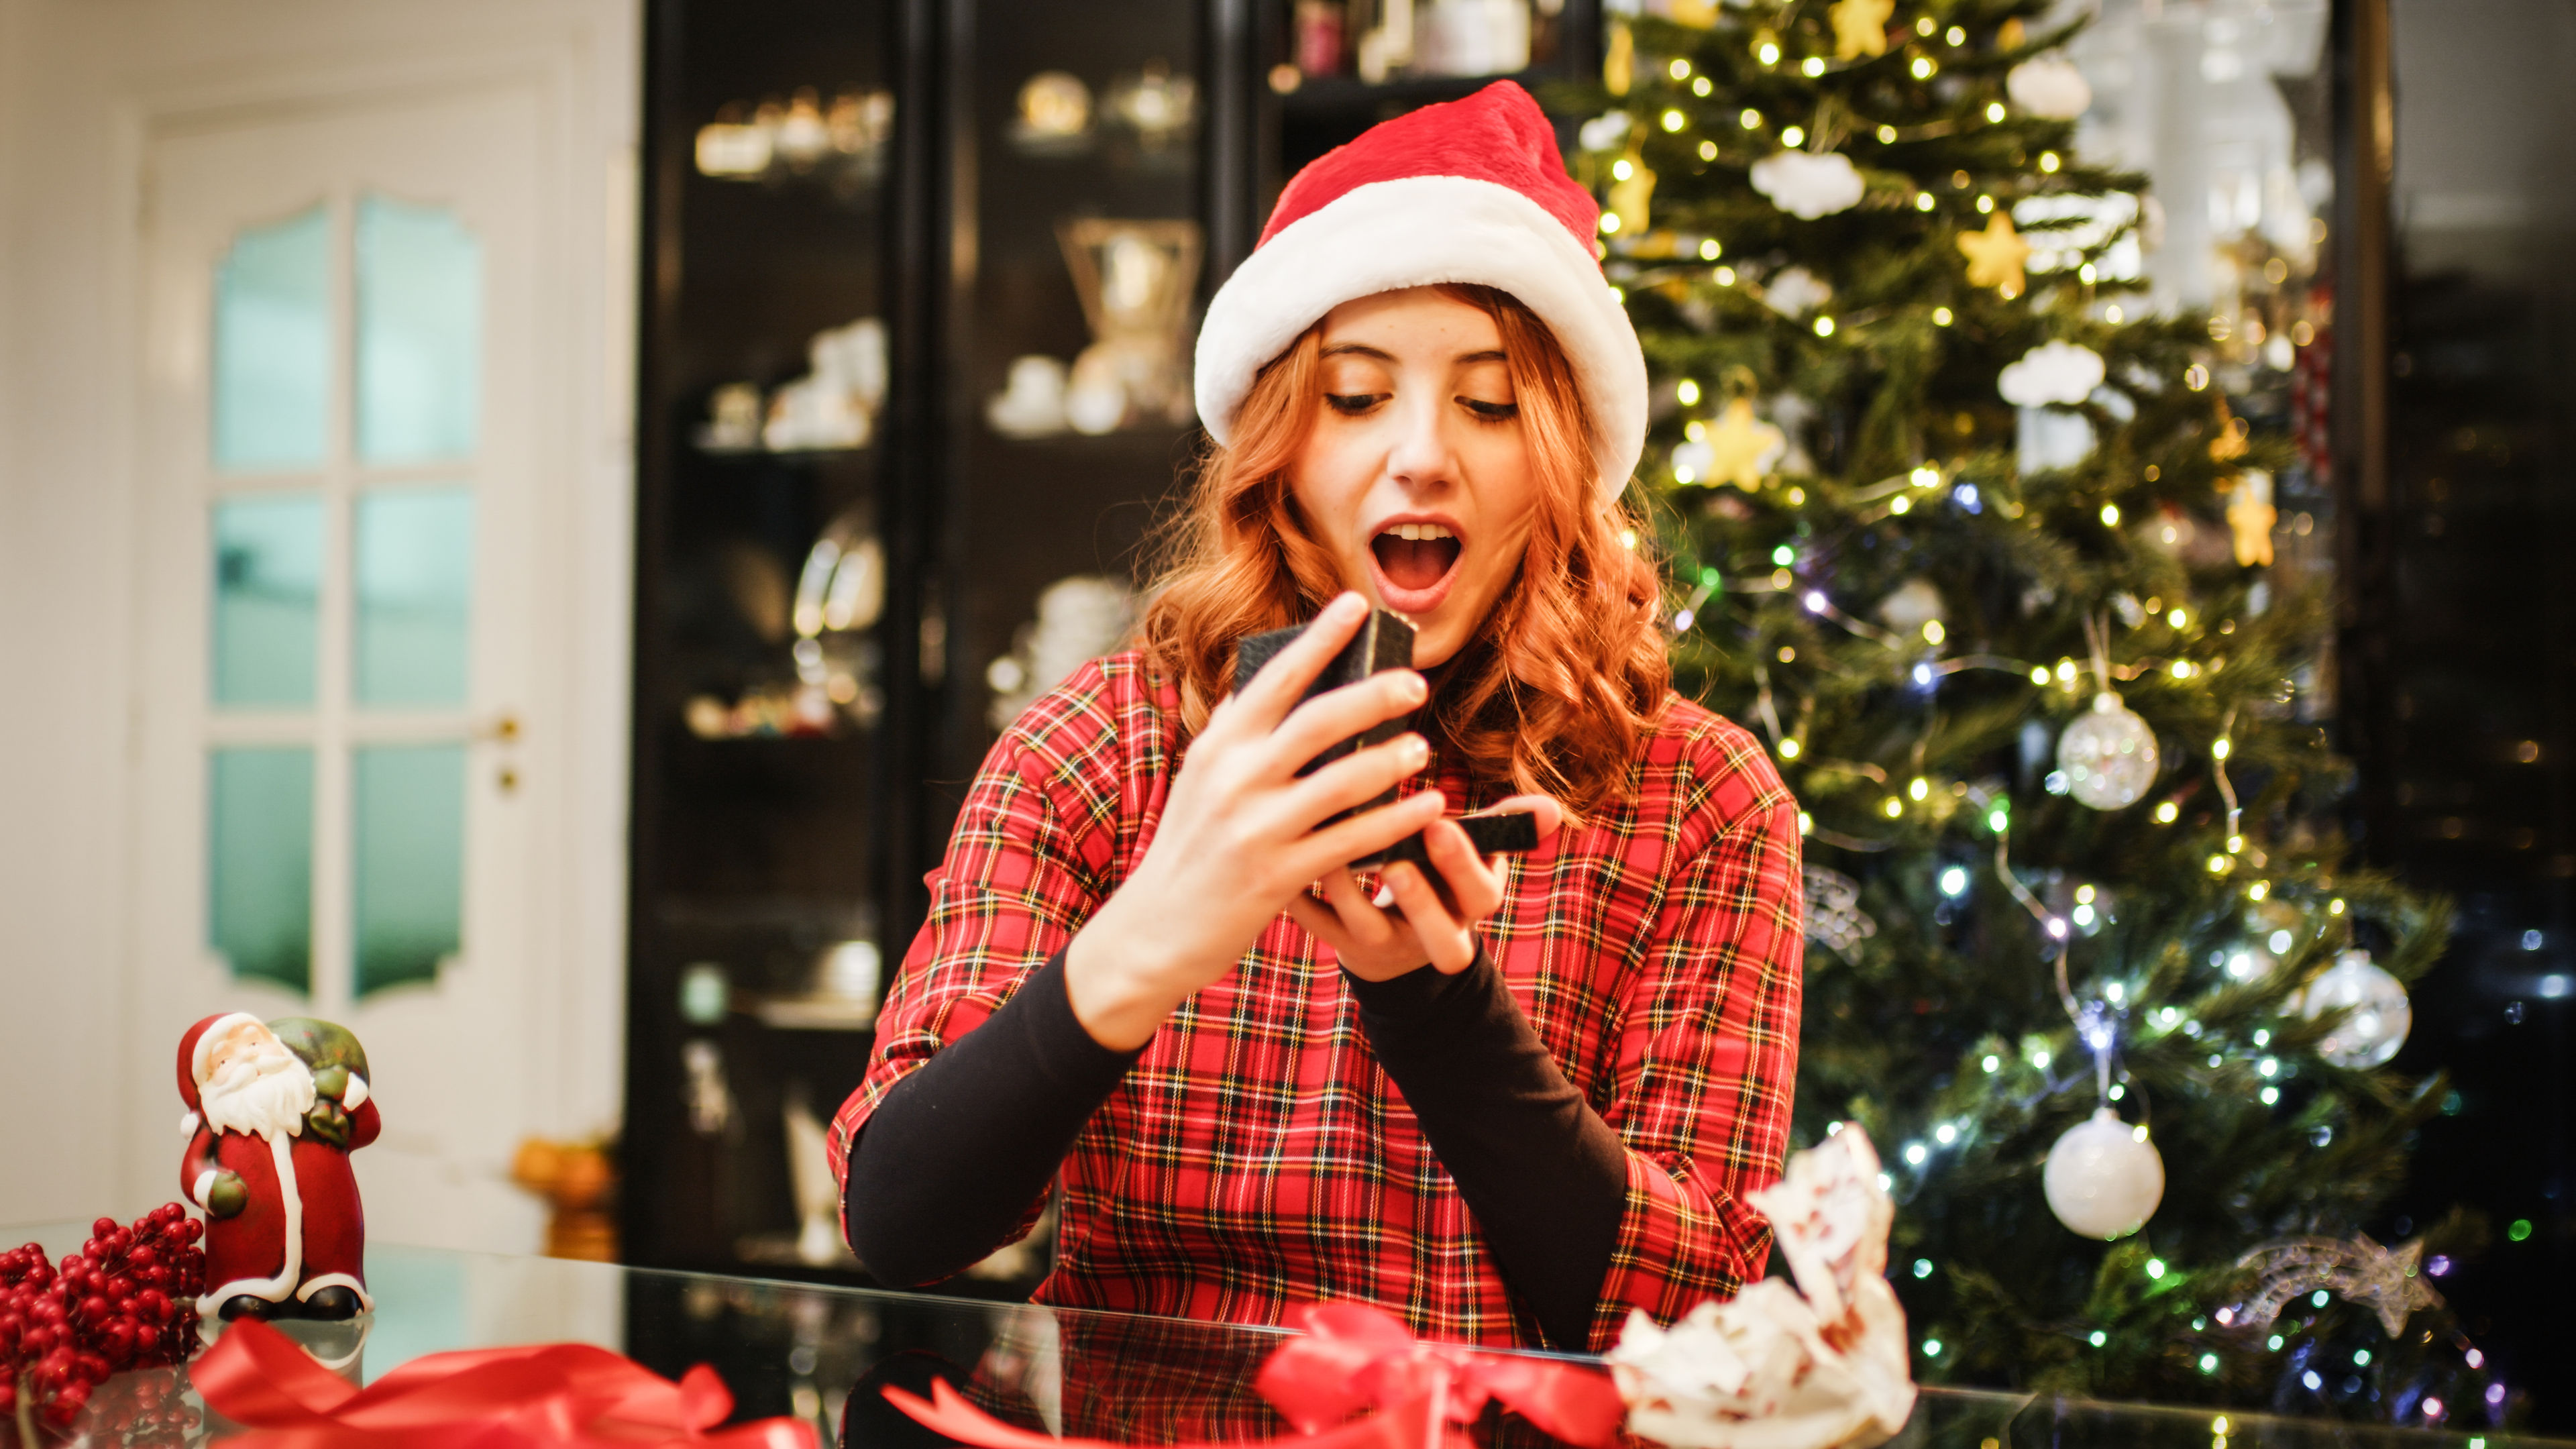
[884,1303,1621,1449]
[192,1317,815,1448]
[1607,1129,1915,1449]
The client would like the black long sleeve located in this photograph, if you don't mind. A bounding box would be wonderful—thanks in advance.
[842,952,1141,1287]
[1343,955,1629,1350]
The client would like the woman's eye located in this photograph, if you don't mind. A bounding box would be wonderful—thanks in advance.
[1326,392,1385,415]
[1461,398,1520,421]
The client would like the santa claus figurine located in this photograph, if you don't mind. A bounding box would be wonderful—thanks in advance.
[176,1013,378,1320]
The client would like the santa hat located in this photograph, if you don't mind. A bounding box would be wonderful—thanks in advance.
[177,1012,261,1113]
[1194,80,1645,506]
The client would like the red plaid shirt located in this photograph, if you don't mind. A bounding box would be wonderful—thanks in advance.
[831,651,1803,1351]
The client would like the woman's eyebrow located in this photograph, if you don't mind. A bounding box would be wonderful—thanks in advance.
[1454,348,1507,365]
[1320,341,1395,360]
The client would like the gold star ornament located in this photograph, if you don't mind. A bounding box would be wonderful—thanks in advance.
[1702,397,1788,490]
[1955,212,2031,295]
[1829,0,1895,58]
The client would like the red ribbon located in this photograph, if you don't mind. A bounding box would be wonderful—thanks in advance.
[193,1318,816,1449]
[884,1303,1621,1449]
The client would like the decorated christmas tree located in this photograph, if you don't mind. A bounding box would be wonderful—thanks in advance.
[1562,0,2510,1421]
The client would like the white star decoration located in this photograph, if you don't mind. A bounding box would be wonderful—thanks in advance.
[2230,1234,2444,1339]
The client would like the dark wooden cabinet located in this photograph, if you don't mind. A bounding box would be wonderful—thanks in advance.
[623,0,1599,1288]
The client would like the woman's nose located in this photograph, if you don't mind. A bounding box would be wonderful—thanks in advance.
[1382,392,1457,490]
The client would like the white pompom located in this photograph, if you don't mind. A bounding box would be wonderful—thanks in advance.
[1998,340,2106,408]
[1749,151,1865,220]
[2297,949,2412,1068]
[2006,56,2093,119]
[2044,1108,2165,1239]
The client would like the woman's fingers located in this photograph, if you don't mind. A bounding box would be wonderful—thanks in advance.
[1263,669,1427,777]
[1281,892,1350,955]
[1318,867,1397,946]
[1284,731,1430,827]
[1293,790,1446,883]
[1222,592,1370,737]
[1481,793,1566,843]
[1421,818,1504,921]
[1383,862,1474,972]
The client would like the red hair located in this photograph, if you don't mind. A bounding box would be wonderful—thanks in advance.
[1140,286,1668,814]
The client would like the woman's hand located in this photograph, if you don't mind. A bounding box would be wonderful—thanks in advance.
[1287,794,1563,981]
[1067,593,1446,1049]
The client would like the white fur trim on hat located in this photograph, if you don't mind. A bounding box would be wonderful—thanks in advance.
[192,1012,263,1087]
[1195,175,1646,506]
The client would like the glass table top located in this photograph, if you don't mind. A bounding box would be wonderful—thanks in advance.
[7,1225,2561,1448]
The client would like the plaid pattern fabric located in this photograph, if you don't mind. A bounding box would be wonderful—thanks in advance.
[831,651,1803,1352]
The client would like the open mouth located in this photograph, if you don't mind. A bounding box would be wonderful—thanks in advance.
[1368,522,1464,611]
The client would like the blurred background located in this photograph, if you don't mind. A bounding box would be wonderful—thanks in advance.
[0,0,2565,1427]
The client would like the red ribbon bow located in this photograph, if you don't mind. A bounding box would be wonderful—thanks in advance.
[193,1317,816,1448]
[884,1303,1623,1449]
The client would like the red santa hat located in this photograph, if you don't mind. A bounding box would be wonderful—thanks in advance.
[1193,80,1646,506]
[177,1012,262,1113]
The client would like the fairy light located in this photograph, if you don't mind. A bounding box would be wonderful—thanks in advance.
[1912,56,1936,79]
[1715,265,1737,284]
[1915,15,1935,34]
[1980,1053,1999,1071]
[1661,109,1686,132]
[1879,125,1898,142]
[1613,158,1634,181]
[1976,194,1996,214]
[1693,76,1713,97]
[2106,305,2125,322]
[1782,125,1807,147]
[1756,38,1782,65]
[1803,56,1826,76]
[1619,527,1638,549]
[1815,316,1837,337]
[2041,151,2061,172]
[2029,666,2049,685]
[2211,737,2231,761]
[2147,1258,2167,1279]
[1889,494,1911,514]
[1985,101,2007,122]
[2100,502,2121,526]
[1669,58,1692,79]
[1676,378,1701,405]
[1903,1142,1927,1165]
[2172,660,2194,678]
[1778,737,1801,759]
[1913,1258,1933,1277]
[2169,608,2188,627]
[1945,24,1966,44]
[1699,238,1721,261]
[2154,801,2180,823]
[2247,880,2270,901]
[2088,1330,2108,1347]
[1884,796,1904,818]
[1601,213,1620,234]
[1798,811,1813,835]
[2329,898,2347,915]
[1923,619,1945,645]
[1910,777,1931,801]
[1916,193,1937,213]
[1698,139,1717,160]
[1740,107,1763,129]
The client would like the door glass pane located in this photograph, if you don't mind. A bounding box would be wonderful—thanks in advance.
[212,493,323,707]
[354,743,466,996]
[212,205,331,474]
[356,195,483,464]
[209,747,314,993]
[355,488,474,706]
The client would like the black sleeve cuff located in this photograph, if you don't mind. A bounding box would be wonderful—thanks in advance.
[843,951,1140,1286]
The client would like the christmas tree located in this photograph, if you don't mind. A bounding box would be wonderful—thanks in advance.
[1563,0,2509,1421]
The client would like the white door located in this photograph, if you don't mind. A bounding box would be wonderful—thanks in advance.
[131,83,559,1253]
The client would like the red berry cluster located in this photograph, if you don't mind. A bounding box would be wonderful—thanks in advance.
[0,1208,204,1430]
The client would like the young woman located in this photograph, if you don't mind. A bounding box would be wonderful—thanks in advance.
[833,81,1802,1353]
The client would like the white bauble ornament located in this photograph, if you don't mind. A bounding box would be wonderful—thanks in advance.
[2297,949,2412,1068]
[2044,1108,2165,1240]
[2057,692,2159,810]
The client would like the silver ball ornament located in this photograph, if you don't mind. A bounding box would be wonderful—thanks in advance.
[2057,692,2158,810]
[2043,1108,2165,1239]
[2297,949,2412,1068]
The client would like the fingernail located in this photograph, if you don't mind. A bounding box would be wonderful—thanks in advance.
[1373,884,1396,908]
[1401,672,1428,704]
[1402,735,1430,765]
[1334,592,1366,617]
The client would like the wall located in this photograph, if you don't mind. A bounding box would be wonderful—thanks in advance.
[0,0,638,1234]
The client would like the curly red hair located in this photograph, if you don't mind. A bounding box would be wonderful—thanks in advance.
[1140,285,1669,814]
